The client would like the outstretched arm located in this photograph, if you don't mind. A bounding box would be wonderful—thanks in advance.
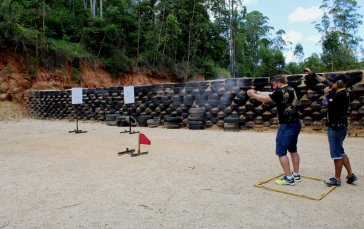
[305,68,332,87]
[247,89,273,103]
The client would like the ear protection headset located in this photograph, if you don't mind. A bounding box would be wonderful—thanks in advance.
[337,76,344,88]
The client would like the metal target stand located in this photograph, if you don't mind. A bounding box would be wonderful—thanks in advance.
[118,86,147,157]
[120,105,139,135]
[69,88,87,134]
[69,104,87,134]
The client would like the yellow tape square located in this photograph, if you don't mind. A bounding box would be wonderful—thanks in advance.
[254,173,336,200]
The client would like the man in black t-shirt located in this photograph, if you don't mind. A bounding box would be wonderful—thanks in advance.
[321,73,357,186]
[247,75,301,186]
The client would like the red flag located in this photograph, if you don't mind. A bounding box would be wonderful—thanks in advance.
[139,133,151,145]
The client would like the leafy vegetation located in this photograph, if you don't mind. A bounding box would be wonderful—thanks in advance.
[0,0,362,81]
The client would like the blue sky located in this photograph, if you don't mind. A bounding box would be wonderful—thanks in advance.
[243,0,364,63]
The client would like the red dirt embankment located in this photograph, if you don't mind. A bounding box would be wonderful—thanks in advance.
[0,48,181,103]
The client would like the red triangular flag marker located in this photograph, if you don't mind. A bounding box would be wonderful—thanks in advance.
[139,133,151,145]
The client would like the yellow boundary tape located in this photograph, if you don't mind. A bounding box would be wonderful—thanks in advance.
[254,173,336,201]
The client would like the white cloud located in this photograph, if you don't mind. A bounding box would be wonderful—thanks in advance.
[284,52,295,63]
[242,0,258,6]
[288,6,323,22]
[307,35,321,42]
[282,30,304,43]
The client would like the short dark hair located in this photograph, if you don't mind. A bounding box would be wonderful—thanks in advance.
[272,75,286,84]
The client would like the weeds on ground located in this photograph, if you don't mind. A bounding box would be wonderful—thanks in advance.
[0,101,30,121]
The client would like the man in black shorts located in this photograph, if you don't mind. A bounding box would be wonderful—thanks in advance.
[247,75,301,185]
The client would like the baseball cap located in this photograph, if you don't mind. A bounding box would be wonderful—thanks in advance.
[328,74,347,84]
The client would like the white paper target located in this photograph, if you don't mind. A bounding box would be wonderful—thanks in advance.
[72,88,83,104]
[124,86,135,104]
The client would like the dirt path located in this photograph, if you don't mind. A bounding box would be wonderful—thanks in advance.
[0,119,363,228]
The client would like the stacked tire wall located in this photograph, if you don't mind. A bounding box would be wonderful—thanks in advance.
[26,71,364,131]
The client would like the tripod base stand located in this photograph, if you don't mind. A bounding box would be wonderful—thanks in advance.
[118,148,148,157]
[69,105,87,134]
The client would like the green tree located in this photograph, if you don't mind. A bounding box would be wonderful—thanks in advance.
[293,43,304,64]
[314,0,363,69]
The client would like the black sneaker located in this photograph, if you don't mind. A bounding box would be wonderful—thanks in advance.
[324,177,341,187]
[346,174,358,184]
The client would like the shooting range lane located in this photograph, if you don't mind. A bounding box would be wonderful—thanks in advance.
[24,71,364,135]
[0,119,363,228]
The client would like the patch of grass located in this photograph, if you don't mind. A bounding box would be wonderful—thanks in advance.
[47,38,94,59]
[217,67,231,79]
[4,66,15,73]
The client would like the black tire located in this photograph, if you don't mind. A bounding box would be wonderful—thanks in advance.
[190,113,204,118]
[211,118,219,123]
[223,107,233,114]
[302,107,313,116]
[188,124,204,130]
[166,116,183,122]
[203,90,214,96]
[311,102,321,111]
[167,124,181,129]
[350,100,362,110]
[270,125,279,130]
[224,117,239,123]
[126,116,138,126]
[350,111,361,120]
[286,74,303,81]
[351,121,363,129]
[106,120,117,126]
[312,122,323,130]
[254,116,264,124]
[245,121,255,128]
[253,82,269,88]
[189,108,205,114]
[253,77,269,83]
[303,117,314,125]
[263,121,271,127]
[106,114,118,121]
[345,71,363,79]
[208,94,220,101]
[269,118,279,124]
[221,93,234,100]
[245,112,256,120]
[254,106,264,115]
[223,126,239,131]
[188,120,204,125]
[287,80,302,88]
[311,111,323,120]
[217,112,228,119]
[299,98,311,106]
[262,112,273,120]
[249,97,263,106]
[188,117,204,121]
[238,106,247,114]
[237,92,247,100]
[352,83,364,92]
[358,107,364,114]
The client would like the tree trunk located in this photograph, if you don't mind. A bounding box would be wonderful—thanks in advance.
[153,0,166,67]
[135,0,141,67]
[83,0,87,9]
[100,0,103,18]
[43,0,45,42]
[187,0,196,64]
[90,0,95,18]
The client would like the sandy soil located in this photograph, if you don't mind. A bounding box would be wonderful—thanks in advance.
[0,119,363,228]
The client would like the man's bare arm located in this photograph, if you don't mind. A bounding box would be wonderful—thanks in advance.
[256,91,272,96]
[247,89,273,103]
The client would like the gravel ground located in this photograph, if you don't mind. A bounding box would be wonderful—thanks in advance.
[0,119,363,228]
